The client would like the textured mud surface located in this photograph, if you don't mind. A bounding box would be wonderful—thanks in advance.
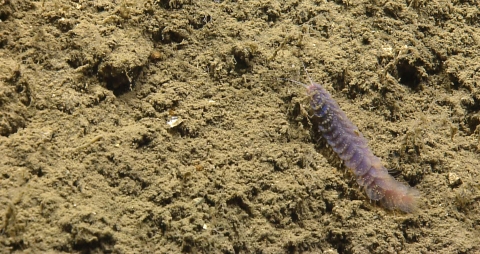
[1,0,479,253]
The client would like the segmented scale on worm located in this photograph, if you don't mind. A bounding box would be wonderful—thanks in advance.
[292,66,420,213]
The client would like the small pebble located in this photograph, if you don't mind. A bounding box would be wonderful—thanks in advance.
[448,172,462,187]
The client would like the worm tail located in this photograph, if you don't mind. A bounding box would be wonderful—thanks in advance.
[360,164,420,212]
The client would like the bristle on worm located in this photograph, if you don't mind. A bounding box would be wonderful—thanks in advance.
[288,65,420,213]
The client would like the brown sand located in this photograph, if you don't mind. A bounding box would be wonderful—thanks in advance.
[1,0,479,253]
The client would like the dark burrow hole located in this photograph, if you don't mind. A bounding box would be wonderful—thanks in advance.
[396,59,422,90]
[99,65,143,96]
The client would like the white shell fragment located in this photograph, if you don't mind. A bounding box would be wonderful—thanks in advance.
[167,116,183,128]
[193,197,204,205]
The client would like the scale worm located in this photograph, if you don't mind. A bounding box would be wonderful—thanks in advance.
[291,67,420,213]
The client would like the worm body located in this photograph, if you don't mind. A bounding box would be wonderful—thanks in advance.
[305,81,419,213]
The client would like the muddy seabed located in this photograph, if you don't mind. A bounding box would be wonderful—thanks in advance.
[1,0,479,253]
